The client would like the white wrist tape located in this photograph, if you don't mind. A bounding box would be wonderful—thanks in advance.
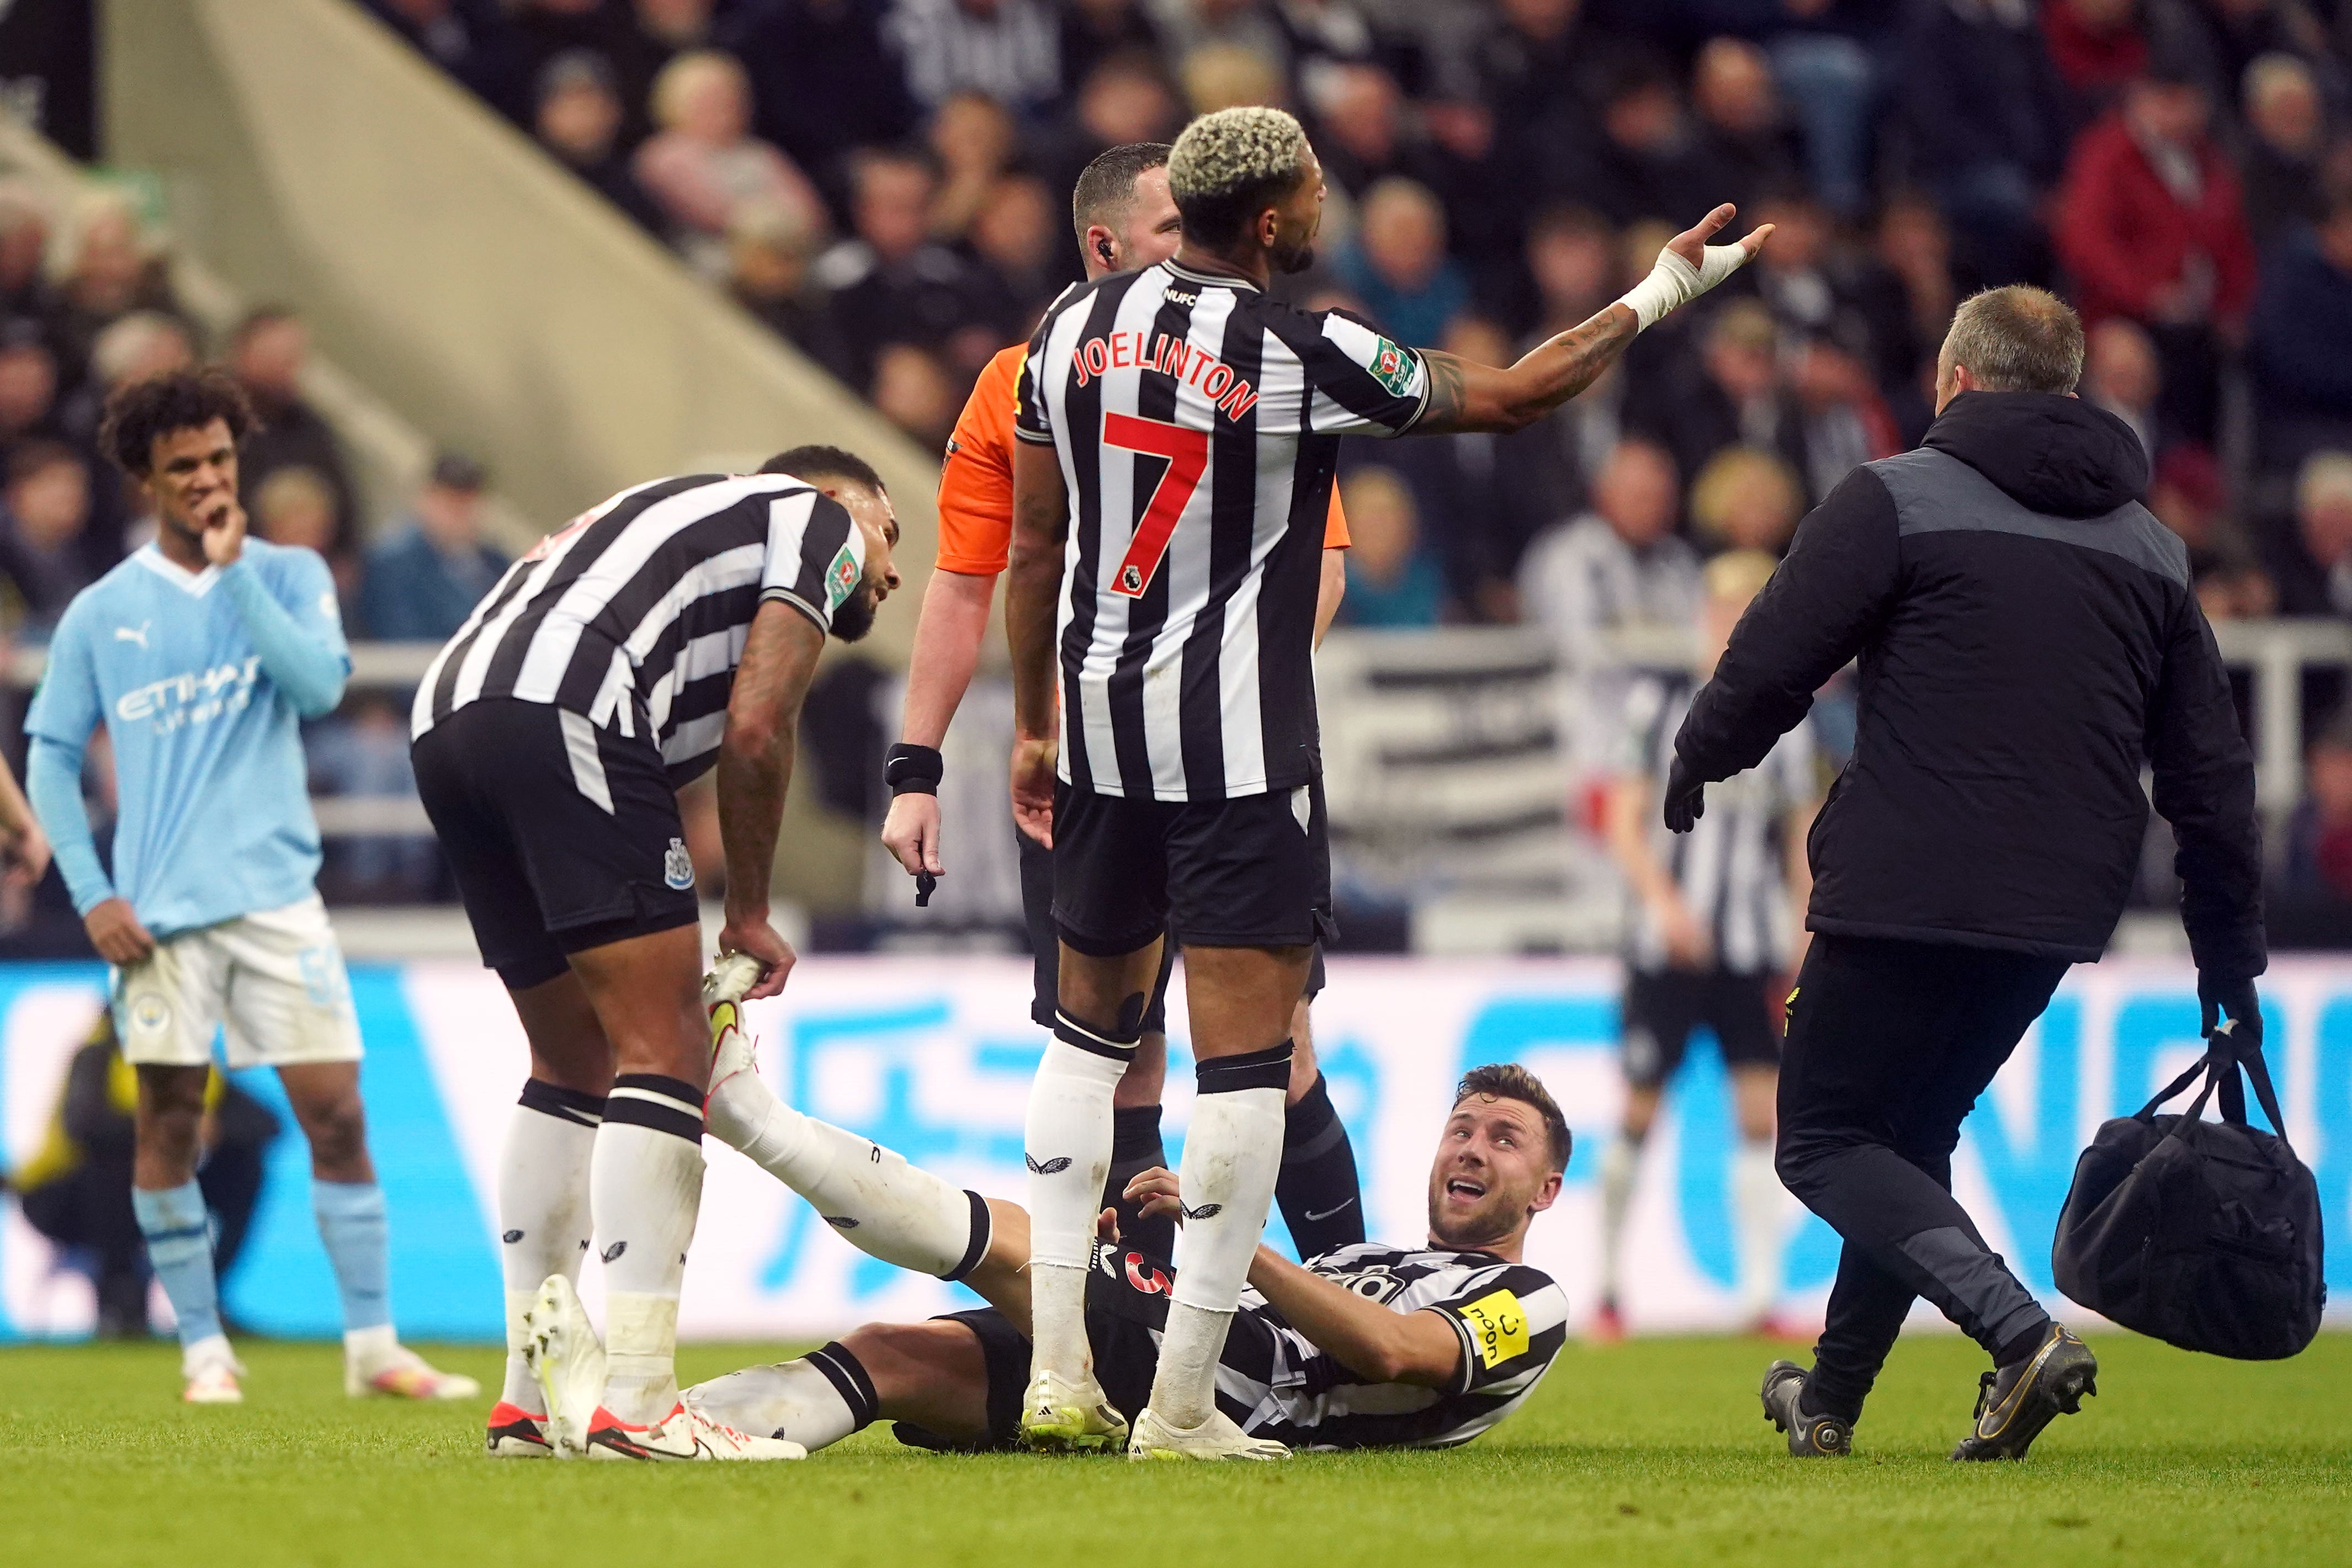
[1615,239,1755,331]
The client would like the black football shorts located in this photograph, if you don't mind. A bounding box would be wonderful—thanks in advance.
[1052,778,1334,956]
[412,698,701,990]
[1619,968,1781,1092]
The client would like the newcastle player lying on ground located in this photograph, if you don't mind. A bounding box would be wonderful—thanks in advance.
[521,1029,1569,1459]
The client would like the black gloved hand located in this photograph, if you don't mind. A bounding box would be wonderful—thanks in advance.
[1663,755,1706,834]
[2198,972,2264,1052]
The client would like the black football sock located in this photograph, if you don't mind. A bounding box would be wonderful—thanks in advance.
[1105,1105,1175,1258]
[1275,1073,1365,1257]
[1995,1322,2050,1370]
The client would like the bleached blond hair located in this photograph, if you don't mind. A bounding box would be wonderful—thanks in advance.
[1167,107,1312,244]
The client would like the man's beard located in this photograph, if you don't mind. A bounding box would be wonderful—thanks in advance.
[830,581,879,644]
[1273,238,1316,275]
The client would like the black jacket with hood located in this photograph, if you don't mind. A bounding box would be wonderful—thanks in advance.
[1675,391,2264,976]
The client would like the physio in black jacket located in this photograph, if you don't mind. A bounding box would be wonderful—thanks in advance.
[1669,286,2265,1462]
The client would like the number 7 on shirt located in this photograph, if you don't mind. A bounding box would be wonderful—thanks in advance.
[1103,410,1207,599]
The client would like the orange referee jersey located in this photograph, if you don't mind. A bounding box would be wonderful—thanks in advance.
[935,342,1349,576]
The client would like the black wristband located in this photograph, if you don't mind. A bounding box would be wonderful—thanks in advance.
[885,743,944,796]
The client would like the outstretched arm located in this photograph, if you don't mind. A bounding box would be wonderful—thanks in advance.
[1006,437,1070,847]
[1409,204,1770,437]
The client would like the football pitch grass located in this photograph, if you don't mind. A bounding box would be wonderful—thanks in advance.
[6,1332,2346,1566]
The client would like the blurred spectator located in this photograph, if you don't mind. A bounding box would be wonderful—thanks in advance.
[534,50,666,233]
[252,465,358,608]
[926,92,1021,243]
[2239,52,2330,246]
[1336,466,1445,628]
[2268,449,2352,617]
[1380,314,1590,623]
[1897,0,2069,290]
[1691,444,1803,556]
[1636,297,1803,493]
[358,453,508,641]
[0,440,93,639]
[2148,444,2275,618]
[1060,0,1164,87]
[2147,0,2344,121]
[1335,178,1469,347]
[634,50,830,274]
[0,320,63,449]
[1693,3,1883,221]
[1037,52,1184,269]
[1790,327,1900,501]
[1273,0,1379,93]
[1861,192,1956,401]
[230,307,359,557]
[1747,190,1865,344]
[55,310,194,489]
[0,190,55,324]
[1517,437,1698,770]
[1522,205,1618,341]
[2277,713,2352,907]
[2251,193,2352,470]
[968,175,1066,338]
[815,148,993,386]
[1180,41,1288,115]
[1309,62,1419,199]
[508,0,675,149]
[869,342,960,451]
[2040,0,2149,126]
[1689,37,1798,218]
[2055,63,2255,443]
[727,203,853,379]
[1462,0,1628,150]
[2080,317,2169,464]
[726,0,920,192]
[1156,0,1293,86]
[363,0,528,118]
[49,193,183,376]
[1552,61,1724,228]
[886,0,1064,116]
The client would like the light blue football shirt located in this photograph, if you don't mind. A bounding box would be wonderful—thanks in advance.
[26,540,351,937]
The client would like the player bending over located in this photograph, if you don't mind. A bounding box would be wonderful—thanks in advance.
[410,447,899,1461]
[1004,104,1766,1456]
[25,370,472,1404]
[528,1027,1568,1459]
[1595,551,1818,1339]
[876,141,1364,1271]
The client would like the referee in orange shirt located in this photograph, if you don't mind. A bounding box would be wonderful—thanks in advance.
[879,143,1361,1261]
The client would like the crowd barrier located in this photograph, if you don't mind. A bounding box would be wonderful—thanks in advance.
[3,955,2346,1342]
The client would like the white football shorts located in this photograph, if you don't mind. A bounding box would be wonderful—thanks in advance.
[113,894,364,1070]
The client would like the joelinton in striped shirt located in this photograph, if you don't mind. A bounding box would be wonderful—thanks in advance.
[410,446,901,1463]
[523,1061,1571,1457]
[1001,103,1771,1458]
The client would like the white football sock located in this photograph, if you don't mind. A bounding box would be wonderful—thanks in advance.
[1597,1131,1643,1305]
[1150,1043,1289,1429]
[683,1342,877,1452]
[708,1045,986,1277]
[1024,1014,1134,1385]
[496,1081,601,1411]
[592,1076,707,1425]
[1735,1136,1786,1321]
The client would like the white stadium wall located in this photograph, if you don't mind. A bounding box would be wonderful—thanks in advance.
[3,955,2348,1342]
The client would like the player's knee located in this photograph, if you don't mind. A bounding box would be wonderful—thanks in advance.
[298,1094,370,1169]
[839,1320,958,1404]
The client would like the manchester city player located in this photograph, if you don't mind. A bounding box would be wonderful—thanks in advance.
[25,369,474,1406]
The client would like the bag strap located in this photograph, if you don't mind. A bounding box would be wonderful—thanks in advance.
[2133,1020,2297,1157]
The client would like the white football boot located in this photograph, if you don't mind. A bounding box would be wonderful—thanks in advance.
[484,1403,554,1458]
[181,1334,245,1405]
[582,1401,808,1462]
[345,1326,481,1401]
[1127,1406,1290,1461]
[1019,1369,1130,1452]
[522,1273,609,1458]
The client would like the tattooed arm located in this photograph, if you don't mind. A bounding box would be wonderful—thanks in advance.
[1406,203,1771,438]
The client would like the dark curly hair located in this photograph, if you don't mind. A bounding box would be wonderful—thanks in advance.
[98,368,256,477]
[1454,1063,1572,1173]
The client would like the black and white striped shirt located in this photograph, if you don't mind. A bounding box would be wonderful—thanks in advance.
[408,474,862,783]
[1015,259,1429,801]
[1096,1241,1566,1450]
[1235,1243,1566,1450]
[1620,674,1817,975]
